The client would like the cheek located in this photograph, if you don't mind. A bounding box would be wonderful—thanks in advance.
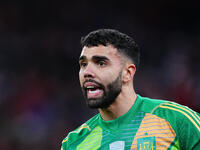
[102,71,118,83]
[79,71,84,85]
[109,68,119,77]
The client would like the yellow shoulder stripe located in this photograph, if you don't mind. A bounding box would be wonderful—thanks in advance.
[62,137,68,143]
[165,103,200,126]
[194,111,200,122]
[160,105,200,132]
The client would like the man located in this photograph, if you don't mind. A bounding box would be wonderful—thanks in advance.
[61,29,200,150]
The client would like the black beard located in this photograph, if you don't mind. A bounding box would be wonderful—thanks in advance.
[81,72,122,109]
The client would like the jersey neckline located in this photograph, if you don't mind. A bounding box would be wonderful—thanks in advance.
[98,94,142,132]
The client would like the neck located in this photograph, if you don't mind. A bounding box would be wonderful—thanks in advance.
[99,85,137,121]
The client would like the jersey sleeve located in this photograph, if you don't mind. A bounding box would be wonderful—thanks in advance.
[61,136,69,150]
[152,102,200,149]
[61,122,93,150]
[179,110,200,150]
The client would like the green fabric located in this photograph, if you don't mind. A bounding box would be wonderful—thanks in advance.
[77,126,102,150]
[170,139,180,150]
[61,95,200,150]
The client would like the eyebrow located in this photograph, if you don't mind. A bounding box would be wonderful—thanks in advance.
[79,55,110,62]
[92,55,109,61]
[79,55,86,61]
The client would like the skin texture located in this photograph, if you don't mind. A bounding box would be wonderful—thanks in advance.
[79,45,137,121]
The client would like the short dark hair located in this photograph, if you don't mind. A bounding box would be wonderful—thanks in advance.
[80,29,140,69]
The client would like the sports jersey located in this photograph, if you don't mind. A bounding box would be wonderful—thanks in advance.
[61,94,200,150]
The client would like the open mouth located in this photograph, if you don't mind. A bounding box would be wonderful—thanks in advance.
[87,86,101,93]
[84,82,104,99]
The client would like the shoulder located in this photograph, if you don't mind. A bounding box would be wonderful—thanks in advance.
[138,95,200,149]
[138,95,200,133]
[153,101,200,130]
[61,114,100,149]
[152,101,200,149]
[137,94,170,112]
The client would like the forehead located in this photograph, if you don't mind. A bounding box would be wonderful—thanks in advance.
[80,45,121,59]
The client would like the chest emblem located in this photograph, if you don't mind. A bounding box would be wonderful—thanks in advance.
[137,136,156,150]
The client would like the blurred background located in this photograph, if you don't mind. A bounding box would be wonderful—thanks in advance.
[0,0,199,149]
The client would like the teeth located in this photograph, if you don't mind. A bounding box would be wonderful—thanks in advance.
[88,89,100,94]
[87,86,94,89]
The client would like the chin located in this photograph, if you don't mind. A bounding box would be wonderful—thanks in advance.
[87,98,115,109]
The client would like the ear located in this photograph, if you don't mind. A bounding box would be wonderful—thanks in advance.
[122,64,136,83]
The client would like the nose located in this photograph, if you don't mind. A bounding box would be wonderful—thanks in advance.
[83,64,96,78]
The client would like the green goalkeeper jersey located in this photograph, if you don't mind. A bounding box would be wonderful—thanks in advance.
[61,95,200,150]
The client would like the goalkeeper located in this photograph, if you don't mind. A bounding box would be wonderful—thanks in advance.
[61,29,200,150]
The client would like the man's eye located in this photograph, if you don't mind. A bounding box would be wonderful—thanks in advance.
[80,62,87,67]
[98,61,106,66]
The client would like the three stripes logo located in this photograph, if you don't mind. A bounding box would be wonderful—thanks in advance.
[159,103,200,132]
